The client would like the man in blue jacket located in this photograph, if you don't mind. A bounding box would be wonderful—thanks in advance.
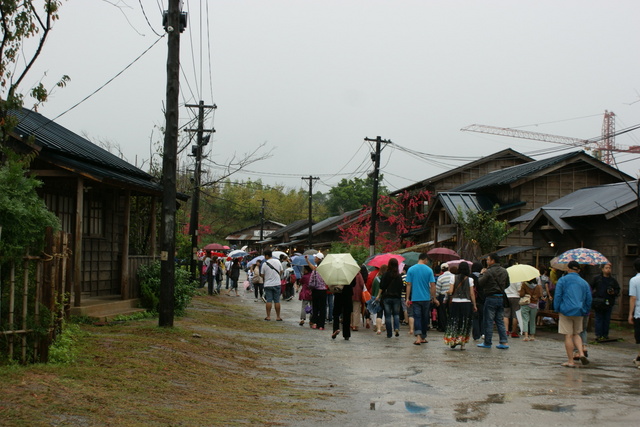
[554,261,592,367]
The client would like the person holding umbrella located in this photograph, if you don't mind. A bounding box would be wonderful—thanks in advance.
[554,260,592,367]
[375,258,404,338]
[306,253,327,330]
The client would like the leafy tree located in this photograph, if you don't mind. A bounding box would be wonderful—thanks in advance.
[0,151,59,260]
[326,176,388,216]
[338,190,432,253]
[0,1,64,260]
[456,205,514,258]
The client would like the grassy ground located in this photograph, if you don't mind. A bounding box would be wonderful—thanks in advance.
[0,293,316,426]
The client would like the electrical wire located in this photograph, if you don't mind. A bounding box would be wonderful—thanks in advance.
[32,34,165,131]
[139,0,162,36]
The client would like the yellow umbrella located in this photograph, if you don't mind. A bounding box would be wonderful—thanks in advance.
[316,253,361,285]
[506,264,540,283]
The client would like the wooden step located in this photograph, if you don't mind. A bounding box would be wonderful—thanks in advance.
[70,296,145,320]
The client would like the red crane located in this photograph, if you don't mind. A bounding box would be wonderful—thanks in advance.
[461,111,640,165]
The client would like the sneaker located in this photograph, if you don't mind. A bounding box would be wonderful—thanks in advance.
[496,344,510,349]
[511,332,520,338]
[477,343,492,349]
[261,296,267,303]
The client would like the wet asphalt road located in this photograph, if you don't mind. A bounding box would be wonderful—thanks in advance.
[229,280,640,426]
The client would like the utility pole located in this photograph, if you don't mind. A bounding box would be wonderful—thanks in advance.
[302,176,319,249]
[159,0,186,328]
[365,136,391,257]
[259,198,267,244]
[186,101,216,280]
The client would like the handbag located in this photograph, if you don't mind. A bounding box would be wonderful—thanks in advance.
[362,286,372,304]
[519,294,531,306]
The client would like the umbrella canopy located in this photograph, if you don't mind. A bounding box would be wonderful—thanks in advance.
[446,259,473,269]
[203,243,225,250]
[291,255,315,266]
[317,253,361,285]
[556,248,609,265]
[507,264,540,283]
[222,245,230,250]
[272,250,288,260]
[427,247,460,262]
[228,250,248,258]
[400,251,422,267]
[303,249,318,255]
[367,253,405,268]
[208,252,225,258]
[247,255,265,267]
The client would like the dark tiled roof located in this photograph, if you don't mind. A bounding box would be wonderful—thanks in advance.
[267,219,312,239]
[511,180,639,227]
[451,151,586,192]
[291,209,365,238]
[9,108,182,197]
[390,148,533,195]
[438,192,496,219]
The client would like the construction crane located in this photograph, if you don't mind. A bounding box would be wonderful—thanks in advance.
[461,111,640,165]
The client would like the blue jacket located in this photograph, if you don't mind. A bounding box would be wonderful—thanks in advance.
[554,272,592,317]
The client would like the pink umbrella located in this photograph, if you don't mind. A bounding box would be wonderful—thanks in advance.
[427,247,460,262]
[446,259,473,268]
[367,253,405,268]
[204,243,225,250]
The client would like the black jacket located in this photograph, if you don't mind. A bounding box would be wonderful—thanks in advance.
[478,263,509,297]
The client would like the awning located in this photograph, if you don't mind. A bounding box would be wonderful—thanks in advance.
[492,246,539,257]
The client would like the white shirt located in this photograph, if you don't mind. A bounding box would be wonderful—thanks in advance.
[629,273,640,319]
[261,258,283,287]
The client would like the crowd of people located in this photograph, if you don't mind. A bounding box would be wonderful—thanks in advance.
[198,247,640,369]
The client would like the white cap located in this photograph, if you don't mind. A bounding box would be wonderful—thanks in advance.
[315,252,324,260]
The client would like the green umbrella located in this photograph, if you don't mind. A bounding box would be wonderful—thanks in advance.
[400,251,422,266]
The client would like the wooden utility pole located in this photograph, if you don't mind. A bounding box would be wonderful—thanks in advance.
[186,101,215,280]
[364,136,391,257]
[159,0,184,328]
[302,176,319,249]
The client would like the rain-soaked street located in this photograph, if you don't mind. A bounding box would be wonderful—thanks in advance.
[229,278,640,426]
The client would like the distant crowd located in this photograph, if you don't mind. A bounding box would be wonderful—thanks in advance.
[197,248,640,369]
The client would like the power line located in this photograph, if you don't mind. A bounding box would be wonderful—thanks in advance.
[138,0,163,36]
[45,34,165,125]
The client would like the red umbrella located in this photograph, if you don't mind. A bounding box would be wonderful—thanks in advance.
[208,252,225,257]
[367,253,405,268]
[204,243,225,250]
[427,248,460,262]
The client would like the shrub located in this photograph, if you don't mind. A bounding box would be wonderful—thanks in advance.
[138,261,197,316]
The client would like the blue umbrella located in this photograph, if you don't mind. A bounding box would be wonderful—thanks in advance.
[247,255,265,267]
[291,255,315,266]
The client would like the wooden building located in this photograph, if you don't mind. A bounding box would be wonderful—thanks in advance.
[422,151,633,262]
[8,108,186,310]
[511,180,640,320]
[225,220,285,251]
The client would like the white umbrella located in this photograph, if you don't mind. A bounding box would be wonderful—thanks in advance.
[272,250,288,260]
[506,264,540,283]
[316,253,360,285]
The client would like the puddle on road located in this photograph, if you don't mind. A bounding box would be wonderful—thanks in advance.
[454,393,505,423]
[369,400,430,414]
[531,403,575,413]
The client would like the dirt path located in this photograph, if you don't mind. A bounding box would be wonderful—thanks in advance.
[225,279,640,426]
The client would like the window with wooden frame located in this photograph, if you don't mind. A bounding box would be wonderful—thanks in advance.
[83,199,104,237]
[43,193,73,233]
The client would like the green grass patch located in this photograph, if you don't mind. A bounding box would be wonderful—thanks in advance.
[0,295,315,425]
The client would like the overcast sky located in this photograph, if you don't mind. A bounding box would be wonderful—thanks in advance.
[27,0,640,193]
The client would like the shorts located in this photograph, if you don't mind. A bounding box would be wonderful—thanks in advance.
[264,286,281,304]
[504,297,521,318]
[558,314,584,335]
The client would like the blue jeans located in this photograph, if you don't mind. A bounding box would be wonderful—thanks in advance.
[383,298,401,337]
[595,306,613,338]
[412,300,431,339]
[483,296,509,345]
